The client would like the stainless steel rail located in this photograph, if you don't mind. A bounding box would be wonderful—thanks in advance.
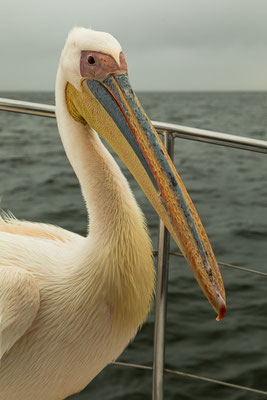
[153,133,173,400]
[168,251,267,277]
[155,121,267,154]
[1,97,267,399]
[0,97,55,118]
[1,97,267,154]
[113,361,267,397]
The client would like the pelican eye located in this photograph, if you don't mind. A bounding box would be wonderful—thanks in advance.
[88,56,95,65]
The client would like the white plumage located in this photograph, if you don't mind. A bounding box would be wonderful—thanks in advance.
[0,26,226,400]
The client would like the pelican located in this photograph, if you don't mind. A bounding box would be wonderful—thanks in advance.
[0,27,226,399]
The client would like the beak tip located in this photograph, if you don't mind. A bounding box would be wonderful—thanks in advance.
[215,293,226,321]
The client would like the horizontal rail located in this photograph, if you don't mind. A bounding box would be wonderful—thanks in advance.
[112,362,267,397]
[164,251,267,277]
[156,121,267,154]
[0,97,55,118]
[1,97,267,154]
[153,250,267,277]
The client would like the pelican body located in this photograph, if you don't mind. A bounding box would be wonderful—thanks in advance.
[0,28,226,399]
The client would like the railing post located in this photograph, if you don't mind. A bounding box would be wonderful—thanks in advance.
[152,132,174,400]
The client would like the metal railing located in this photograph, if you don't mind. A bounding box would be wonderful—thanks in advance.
[1,97,267,154]
[1,97,267,399]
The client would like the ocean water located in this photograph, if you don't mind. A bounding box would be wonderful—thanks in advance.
[0,91,267,399]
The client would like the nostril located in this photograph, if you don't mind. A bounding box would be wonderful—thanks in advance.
[87,56,95,65]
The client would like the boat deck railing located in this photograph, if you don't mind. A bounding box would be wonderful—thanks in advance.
[1,97,267,399]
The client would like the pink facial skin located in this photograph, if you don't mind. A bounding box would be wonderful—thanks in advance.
[80,51,128,81]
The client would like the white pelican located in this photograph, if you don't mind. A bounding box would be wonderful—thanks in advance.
[0,27,226,399]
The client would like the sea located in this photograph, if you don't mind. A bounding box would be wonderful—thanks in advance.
[0,91,267,400]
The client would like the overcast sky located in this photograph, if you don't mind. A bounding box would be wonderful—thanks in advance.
[1,0,267,91]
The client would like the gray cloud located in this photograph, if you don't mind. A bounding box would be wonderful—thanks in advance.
[1,0,267,91]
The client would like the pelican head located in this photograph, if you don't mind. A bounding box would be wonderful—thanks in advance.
[58,27,226,320]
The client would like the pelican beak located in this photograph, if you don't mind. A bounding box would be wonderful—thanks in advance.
[65,53,226,320]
